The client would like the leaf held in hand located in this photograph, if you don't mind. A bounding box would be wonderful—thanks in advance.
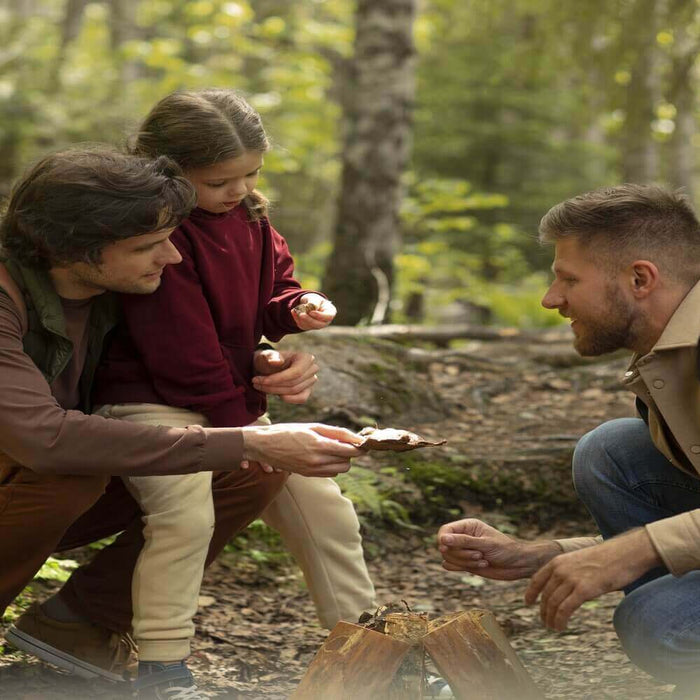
[357,426,446,452]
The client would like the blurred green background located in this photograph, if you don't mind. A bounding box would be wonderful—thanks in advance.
[2,0,697,327]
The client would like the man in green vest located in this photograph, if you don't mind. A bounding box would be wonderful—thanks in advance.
[0,147,361,687]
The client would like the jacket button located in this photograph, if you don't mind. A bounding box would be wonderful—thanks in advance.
[691,446,700,454]
[652,379,665,389]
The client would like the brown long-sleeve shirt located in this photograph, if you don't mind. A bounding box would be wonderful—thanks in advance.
[0,293,243,476]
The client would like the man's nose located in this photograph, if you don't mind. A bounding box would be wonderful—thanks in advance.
[541,285,563,309]
[159,239,182,266]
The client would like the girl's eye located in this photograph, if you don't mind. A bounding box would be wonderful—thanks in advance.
[207,182,226,188]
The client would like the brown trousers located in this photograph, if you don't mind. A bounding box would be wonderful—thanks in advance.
[0,456,287,632]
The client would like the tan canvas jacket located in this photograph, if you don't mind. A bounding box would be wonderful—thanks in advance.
[559,281,700,575]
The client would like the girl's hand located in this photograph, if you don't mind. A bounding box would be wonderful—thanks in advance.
[293,293,337,330]
[252,350,319,404]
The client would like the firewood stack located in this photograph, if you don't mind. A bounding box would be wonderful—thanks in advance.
[291,604,543,700]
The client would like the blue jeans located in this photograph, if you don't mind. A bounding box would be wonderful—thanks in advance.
[573,418,700,692]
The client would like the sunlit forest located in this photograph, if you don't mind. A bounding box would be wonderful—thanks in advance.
[1,0,698,327]
[3,3,700,698]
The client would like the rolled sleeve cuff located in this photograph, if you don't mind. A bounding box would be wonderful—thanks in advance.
[646,511,700,576]
[555,535,602,553]
[202,428,245,470]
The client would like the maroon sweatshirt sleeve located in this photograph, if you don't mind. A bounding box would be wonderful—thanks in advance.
[119,235,253,428]
[0,292,243,475]
[261,223,326,342]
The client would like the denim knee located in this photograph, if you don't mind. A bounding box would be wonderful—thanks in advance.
[614,575,700,684]
[572,421,616,505]
[572,419,645,505]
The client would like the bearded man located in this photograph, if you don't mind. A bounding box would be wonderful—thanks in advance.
[437,184,700,697]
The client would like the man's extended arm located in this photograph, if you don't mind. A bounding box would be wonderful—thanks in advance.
[437,518,563,580]
[437,517,663,631]
[0,295,361,477]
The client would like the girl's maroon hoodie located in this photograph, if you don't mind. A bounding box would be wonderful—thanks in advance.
[93,205,316,427]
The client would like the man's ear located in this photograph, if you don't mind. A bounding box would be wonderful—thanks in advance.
[629,260,659,298]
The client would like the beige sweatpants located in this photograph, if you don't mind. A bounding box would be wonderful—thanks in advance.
[99,403,376,662]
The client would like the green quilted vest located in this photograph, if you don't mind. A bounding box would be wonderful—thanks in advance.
[1,258,118,412]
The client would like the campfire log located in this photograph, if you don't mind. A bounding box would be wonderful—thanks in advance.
[290,621,412,700]
[291,609,543,700]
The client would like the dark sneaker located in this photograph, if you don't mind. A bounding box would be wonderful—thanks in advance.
[134,661,206,699]
[5,602,137,682]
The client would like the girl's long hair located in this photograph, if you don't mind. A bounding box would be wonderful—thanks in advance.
[130,89,270,220]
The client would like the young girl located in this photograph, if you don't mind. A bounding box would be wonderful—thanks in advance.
[93,89,375,697]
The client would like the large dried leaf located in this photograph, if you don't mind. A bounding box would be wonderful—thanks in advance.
[357,427,446,452]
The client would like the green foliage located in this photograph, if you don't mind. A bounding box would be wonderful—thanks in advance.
[2,557,80,626]
[393,455,471,520]
[475,273,565,328]
[225,518,292,570]
[335,466,415,529]
[2,587,32,625]
[291,240,332,292]
[87,535,117,550]
[2,0,698,328]
[34,556,80,583]
[395,175,563,327]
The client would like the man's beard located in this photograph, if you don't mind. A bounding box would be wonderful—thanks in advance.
[573,285,637,356]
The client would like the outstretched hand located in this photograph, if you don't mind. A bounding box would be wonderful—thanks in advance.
[292,293,337,331]
[437,518,560,581]
[524,528,662,631]
[242,422,364,477]
[252,349,318,403]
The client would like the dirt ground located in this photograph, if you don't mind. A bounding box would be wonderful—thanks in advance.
[0,330,684,698]
[0,542,676,699]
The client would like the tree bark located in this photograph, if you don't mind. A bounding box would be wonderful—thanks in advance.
[621,0,661,182]
[290,621,412,700]
[423,611,543,700]
[322,0,416,325]
[49,0,90,89]
[666,0,698,201]
[109,0,144,84]
[315,322,548,344]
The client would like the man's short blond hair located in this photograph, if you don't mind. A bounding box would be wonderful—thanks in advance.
[539,184,700,286]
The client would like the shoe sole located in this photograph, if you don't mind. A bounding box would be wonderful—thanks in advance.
[5,626,125,682]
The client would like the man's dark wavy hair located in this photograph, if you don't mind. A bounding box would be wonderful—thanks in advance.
[0,146,196,270]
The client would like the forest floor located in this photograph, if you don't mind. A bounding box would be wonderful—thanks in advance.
[0,328,681,699]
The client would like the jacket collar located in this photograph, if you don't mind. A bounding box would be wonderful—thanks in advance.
[17,263,68,337]
[653,280,700,351]
[625,280,700,372]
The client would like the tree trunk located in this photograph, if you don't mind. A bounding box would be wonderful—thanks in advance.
[322,0,416,326]
[49,0,90,89]
[109,0,144,84]
[666,0,698,201]
[621,0,661,182]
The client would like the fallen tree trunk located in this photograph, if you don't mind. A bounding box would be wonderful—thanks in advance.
[315,323,567,344]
